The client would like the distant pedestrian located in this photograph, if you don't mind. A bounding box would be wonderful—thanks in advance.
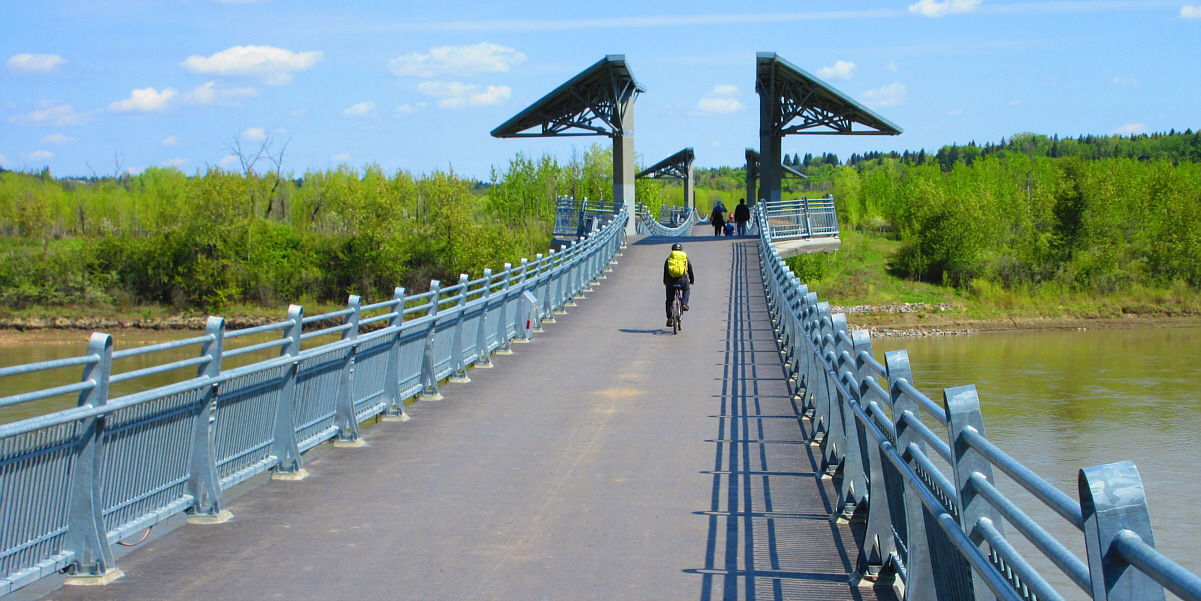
[734,199,751,236]
[723,221,735,236]
[710,202,726,236]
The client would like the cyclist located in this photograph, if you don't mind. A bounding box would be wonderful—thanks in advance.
[663,242,695,326]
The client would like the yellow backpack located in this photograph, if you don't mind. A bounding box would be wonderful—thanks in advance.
[667,250,688,278]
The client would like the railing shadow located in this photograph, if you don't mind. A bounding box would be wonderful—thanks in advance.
[689,241,893,601]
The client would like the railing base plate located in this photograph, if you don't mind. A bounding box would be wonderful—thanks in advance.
[333,438,367,448]
[379,414,411,422]
[271,469,310,481]
[65,569,124,587]
[187,509,234,525]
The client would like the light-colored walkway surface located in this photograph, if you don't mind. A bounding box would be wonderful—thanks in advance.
[37,236,893,601]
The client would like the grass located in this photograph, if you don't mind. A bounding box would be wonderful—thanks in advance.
[796,230,1201,330]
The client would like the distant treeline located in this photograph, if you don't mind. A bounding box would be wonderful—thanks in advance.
[0,146,639,310]
[2,133,1199,311]
[810,133,1201,297]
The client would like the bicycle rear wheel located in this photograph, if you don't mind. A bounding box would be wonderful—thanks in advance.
[672,292,682,334]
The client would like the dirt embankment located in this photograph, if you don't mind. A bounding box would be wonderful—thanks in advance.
[3,302,1200,345]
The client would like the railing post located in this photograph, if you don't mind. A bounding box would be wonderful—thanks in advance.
[945,384,1005,601]
[186,316,230,522]
[802,195,813,238]
[382,287,411,420]
[820,308,847,475]
[496,265,514,354]
[1079,461,1167,601]
[420,280,443,399]
[271,305,306,479]
[540,256,557,322]
[63,333,120,583]
[855,330,897,581]
[835,328,870,519]
[531,255,547,330]
[334,295,363,444]
[886,350,935,600]
[474,270,494,368]
[515,259,534,341]
[450,274,471,382]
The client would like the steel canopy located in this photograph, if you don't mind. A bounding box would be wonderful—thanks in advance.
[755,52,902,137]
[491,55,646,139]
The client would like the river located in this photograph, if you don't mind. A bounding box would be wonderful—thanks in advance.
[873,325,1201,598]
[2,325,1199,596]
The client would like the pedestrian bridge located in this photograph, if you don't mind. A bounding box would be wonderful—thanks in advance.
[1,205,1198,601]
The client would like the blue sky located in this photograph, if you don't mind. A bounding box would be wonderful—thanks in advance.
[2,1,1199,181]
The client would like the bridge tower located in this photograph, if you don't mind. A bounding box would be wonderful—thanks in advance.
[636,147,695,212]
[492,55,645,235]
[755,52,902,203]
[745,147,807,208]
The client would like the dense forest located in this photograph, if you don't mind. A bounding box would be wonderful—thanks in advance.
[1,131,1199,313]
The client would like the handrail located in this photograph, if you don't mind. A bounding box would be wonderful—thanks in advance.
[0,202,629,596]
[753,201,1200,601]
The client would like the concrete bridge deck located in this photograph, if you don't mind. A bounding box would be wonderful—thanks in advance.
[35,236,893,601]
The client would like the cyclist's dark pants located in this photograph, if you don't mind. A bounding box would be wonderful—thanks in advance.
[665,279,691,318]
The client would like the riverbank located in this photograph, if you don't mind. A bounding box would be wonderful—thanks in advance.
[5,302,1201,346]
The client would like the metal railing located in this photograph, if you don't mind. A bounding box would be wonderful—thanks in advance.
[761,195,839,240]
[755,204,1201,601]
[0,208,628,597]
[634,203,694,236]
[553,196,619,238]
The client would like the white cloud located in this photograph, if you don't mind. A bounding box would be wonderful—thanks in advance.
[182,45,323,85]
[908,0,981,17]
[417,81,511,108]
[163,158,188,168]
[8,53,65,72]
[41,133,74,144]
[697,98,744,114]
[1112,76,1139,87]
[0,154,7,165]
[1008,98,1021,106]
[817,60,856,80]
[696,85,745,115]
[185,81,257,106]
[109,87,177,112]
[860,83,906,108]
[389,42,526,77]
[30,150,54,160]
[396,102,427,115]
[885,61,900,72]
[1114,123,1148,135]
[331,153,351,163]
[1182,5,1201,18]
[9,102,89,126]
[218,154,240,169]
[163,135,179,146]
[241,127,267,141]
[344,101,376,117]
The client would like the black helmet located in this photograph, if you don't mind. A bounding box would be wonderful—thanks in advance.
[671,243,683,251]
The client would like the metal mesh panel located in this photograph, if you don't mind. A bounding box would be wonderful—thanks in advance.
[292,349,349,452]
[429,319,456,381]
[100,387,206,533]
[350,337,392,422]
[394,328,427,401]
[0,423,79,584]
[457,305,486,366]
[214,365,288,486]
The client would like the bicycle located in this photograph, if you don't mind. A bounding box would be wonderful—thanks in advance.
[669,285,685,334]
